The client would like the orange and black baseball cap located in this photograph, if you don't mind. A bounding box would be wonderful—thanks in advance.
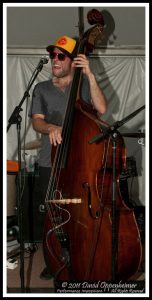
[46,35,77,59]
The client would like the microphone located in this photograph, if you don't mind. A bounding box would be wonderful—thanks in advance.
[39,56,49,64]
[36,56,49,70]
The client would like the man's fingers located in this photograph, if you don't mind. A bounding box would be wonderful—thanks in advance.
[49,129,62,146]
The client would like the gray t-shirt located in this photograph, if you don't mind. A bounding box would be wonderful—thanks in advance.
[29,76,91,167]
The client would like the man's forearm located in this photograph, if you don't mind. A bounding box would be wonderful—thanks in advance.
[87,73,107,114]
[32,118,56,134]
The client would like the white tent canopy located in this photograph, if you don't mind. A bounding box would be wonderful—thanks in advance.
[7,47,145,206]
[5,5,147,207]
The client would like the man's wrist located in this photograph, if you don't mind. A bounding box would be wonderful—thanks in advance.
[47,126,51,133]
[87,72,96,81]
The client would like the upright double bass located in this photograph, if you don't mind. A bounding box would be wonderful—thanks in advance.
[43,9,142,282]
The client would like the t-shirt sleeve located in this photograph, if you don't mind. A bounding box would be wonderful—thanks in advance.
[28,83,47,118]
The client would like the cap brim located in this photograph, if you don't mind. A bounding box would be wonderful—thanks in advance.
[46,45,73,58]
[46,45,54,52]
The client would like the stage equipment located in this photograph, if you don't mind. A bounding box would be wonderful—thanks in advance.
[21,138,42,150]
[7,56,47,292]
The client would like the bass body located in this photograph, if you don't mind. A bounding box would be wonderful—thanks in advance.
[43,99,142,281]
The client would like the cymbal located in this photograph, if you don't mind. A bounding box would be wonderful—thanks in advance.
[122,132,145,138]
[21,139,42,150]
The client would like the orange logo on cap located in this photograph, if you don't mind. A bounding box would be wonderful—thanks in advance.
[57,37,67,45]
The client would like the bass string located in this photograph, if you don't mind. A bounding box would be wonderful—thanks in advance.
[99,136,111,206]
[46,105,78,230]
[44,77,81,236]
[44,145,67,236]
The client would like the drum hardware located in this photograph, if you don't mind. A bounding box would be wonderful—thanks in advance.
[7,225,19,242]
[120,156,138,179]
[138,131,145,145]
[121,132,145,138]
[39,204,45,213]
[122,130,145,146]
[21,138,42,150]
[23,153,38,172]
[138,138,145,146]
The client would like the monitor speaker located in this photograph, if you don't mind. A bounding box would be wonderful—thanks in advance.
[7,173,17,216]
[18,171,45,243]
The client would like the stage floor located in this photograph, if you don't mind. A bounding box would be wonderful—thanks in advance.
[6,242,54,293]
[6,241,145,295]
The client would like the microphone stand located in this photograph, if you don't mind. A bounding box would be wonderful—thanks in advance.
[88,104,145,281]
[7,57,48,292]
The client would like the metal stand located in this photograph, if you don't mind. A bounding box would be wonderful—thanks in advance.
[111,131,117,281]
[89,104,145,281]
[7,57,48,292]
